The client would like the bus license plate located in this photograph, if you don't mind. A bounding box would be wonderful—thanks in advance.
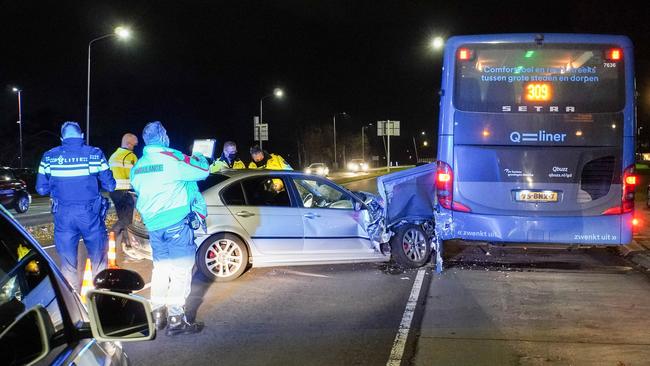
[514,190,558,202]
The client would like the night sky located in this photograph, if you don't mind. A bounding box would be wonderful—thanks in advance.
[1,0,649,168]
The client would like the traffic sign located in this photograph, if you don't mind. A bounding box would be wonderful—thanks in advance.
[377,120,400,136]
[254,123,269,141]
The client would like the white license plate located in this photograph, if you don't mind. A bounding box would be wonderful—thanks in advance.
[514,190,558,202]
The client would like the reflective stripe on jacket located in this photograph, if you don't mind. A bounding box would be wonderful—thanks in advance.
[248,153,292,170]
[109,147,138,190]
[35,138,116,201]
[130,145,209,231]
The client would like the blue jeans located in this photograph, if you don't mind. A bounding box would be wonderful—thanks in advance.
[149,218,196,316]
[54,200,107,291]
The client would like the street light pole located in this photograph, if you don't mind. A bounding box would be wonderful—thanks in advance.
[333,114,337,167]
[12,88,23,168]
[86,27,131,145]
[258,88,284,150]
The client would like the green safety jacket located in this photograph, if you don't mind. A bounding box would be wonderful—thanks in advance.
[130,145,209,231]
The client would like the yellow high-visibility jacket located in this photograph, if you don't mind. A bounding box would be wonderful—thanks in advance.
[109,147,137,190]
[248,153,292,170]
[209,155,246,173]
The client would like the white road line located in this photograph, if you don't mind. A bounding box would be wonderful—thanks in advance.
[283,269,330,278]
[43,245,55,250]
[386,268,426,366]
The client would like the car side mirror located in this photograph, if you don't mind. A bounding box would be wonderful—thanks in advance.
[0,305,53,366]
[87,289,155,342]
[94,268,145,293]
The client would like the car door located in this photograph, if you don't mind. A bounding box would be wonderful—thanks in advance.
[0,210,128,365]
[224,175,304,255]
[290,177,376,259]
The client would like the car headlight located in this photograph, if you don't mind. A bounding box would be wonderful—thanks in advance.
[347,163,356,170]
[305,168,312,174]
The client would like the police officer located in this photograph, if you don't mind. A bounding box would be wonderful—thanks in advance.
[36,122,116,290]
[130,121,209,336]
[108,133,138,247]
[248,145,292,170]
[209,141,246,173]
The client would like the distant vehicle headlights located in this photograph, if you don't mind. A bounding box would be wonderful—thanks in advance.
[305,168,312,174]
[361,163,368,171]
[347,162,358,171]
[316,167,324,175]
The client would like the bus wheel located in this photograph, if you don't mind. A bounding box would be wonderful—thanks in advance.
[391,224,431,268]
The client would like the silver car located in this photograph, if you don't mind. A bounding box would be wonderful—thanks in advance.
[125,167,437,281]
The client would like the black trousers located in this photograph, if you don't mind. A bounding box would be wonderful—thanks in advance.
[109,190,135,245]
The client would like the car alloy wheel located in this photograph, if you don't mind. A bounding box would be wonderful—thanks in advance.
[390,224,431,268]
[203,238,245,280]
[15,195,29,213]
[402,228,427,262]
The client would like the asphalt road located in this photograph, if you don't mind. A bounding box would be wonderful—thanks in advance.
[412,244,650,365]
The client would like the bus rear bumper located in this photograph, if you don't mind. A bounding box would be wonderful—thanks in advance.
[436,211,633,245]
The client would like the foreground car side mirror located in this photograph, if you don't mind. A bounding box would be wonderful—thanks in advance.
[0,305,54,366]
[87,289,155,342]
[94,268,145,293]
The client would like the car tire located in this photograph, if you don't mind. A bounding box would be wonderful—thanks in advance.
[13,193,30,213]
[390,224,431,268]
[197,233,249,282]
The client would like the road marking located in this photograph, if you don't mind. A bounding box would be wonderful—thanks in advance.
[43,245,55,250]
[283,269,330,278]
[386,268,426,366]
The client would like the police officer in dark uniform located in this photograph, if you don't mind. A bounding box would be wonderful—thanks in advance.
[36,121,116,290]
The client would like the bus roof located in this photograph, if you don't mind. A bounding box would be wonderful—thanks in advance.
[445,34,633,49]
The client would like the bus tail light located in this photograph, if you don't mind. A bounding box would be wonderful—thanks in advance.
[602,164,636,215]
[457,48,474,61]
[436,161,471,212]
[436,161,453,210]
[605,48,622,61]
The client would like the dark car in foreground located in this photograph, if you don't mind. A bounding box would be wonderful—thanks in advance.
[0,167,31,213]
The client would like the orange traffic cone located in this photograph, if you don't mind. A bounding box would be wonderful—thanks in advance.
[80,258,94,304]
[108,231,118,269]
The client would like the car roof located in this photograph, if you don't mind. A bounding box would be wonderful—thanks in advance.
[217,169,323,178]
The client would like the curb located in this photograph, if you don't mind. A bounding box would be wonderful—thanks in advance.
[617,240,650,271]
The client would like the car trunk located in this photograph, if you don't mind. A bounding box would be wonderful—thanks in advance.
[376,164,437,226]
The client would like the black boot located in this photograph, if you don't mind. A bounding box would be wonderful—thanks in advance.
[152,307,167,330]
[165,314,204,336]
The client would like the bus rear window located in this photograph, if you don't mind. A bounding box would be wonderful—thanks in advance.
[453,44,625,113]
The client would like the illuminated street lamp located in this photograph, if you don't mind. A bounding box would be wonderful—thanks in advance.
[259,88,284,149]
[86,26,131,144]
[12,87,23,168]
[430,36,444,50]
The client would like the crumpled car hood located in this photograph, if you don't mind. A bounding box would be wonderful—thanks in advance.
[376,164,437,227]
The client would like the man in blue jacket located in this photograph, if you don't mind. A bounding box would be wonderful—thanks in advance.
[131,121,209,336]
[36,121,116,290]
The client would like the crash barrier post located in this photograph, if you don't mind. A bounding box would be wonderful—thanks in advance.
[80,258,94,304]
[108,231,118,268]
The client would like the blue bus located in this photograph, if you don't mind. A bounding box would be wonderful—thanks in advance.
[434,34,637,250]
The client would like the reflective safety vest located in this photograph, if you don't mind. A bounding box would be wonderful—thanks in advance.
[209,154,246,173]
[109,147,138,190]
[248,153,292,170]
